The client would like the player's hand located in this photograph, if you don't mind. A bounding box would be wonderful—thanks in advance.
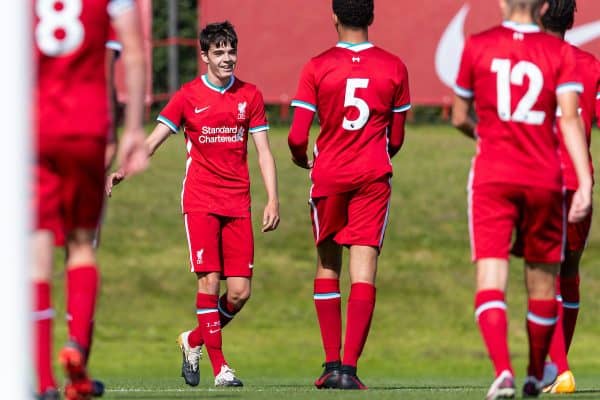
[262,200,280,232]
[105,171,125,197]
[292,157,313,169]
[117,127,149,177]
[568,185,592,223]
[104,141,117,172]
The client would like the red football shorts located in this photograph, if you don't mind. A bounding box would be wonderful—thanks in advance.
[564,189,592,252]
[469,183,564,263]
[35,136,106,246]
[184,212,254,277]
[309,177,391,249]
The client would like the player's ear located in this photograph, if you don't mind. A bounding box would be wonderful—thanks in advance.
[200,51,209,64]
[539,1,549,18]
[332,13,339,26]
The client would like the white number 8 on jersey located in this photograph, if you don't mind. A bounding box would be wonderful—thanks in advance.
[36,0,84,57]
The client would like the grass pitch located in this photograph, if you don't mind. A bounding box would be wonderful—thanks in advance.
[49,124,600,398]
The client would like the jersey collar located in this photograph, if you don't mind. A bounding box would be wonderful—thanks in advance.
[201,74,235,94]
[502,21,541,33]
[336,41,374,52]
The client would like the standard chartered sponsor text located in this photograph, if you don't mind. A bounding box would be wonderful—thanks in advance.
[199,126,243,144]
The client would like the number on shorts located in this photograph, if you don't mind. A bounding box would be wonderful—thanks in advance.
[35,0,84,57]
[491,58,546,125]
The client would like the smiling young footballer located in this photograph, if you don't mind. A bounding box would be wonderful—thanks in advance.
[288,0,410,390]
[108,21,279,388]
[452,0,592,398]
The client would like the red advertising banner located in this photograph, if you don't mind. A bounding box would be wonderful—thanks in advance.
[200,0,600,105]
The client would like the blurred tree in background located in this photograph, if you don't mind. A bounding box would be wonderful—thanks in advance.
[152,0,198,109]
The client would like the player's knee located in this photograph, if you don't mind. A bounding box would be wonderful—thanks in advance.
[228,288,251,307]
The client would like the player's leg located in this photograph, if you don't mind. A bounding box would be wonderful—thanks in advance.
[32,230,59,399]
[336,177,390,390]
[59,137,110,399]
[219,216,254,329]
[310,195,345,389]
[470,183,517,399]
[520,186,562,397]
[338,245,377,390]
[544,191,587,393]
[208,216,254,387]
[177,213,220,387]
[313,238,343,389]
[523,262,559,397]
[543,252,579,393]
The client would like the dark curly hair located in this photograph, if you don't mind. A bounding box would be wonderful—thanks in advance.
[199,21,238,52]
[332,0,374,28]
[541,0,576,34]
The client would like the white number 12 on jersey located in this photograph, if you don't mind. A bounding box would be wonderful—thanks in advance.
[343,78,370,131]
[491,58,546,125]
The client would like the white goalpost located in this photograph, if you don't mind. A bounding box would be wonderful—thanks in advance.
[0,2,31,398]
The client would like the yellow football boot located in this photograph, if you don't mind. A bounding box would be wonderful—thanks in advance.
[544,370,576,394]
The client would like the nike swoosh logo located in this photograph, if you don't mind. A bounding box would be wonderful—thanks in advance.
[195,106,210,114]
[435,5,600,89]
[566,20,600,46]
[435,4,470,88]
[209,329,221,334]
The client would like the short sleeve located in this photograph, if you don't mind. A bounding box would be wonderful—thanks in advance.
[107,0,135,18]
[248,89,269,134]
[392,61,411,112]
[106,26,122,54]
[556,44,583,95]
[454,37,475,99]
[157,90,185,133]
[291,61,317,112]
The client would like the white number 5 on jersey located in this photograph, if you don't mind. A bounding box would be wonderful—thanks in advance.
[36,0,84,57]
[343,78,370,131]
[491,58,546,125]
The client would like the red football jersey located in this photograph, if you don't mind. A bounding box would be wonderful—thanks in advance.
[35,0,132,138]
[455,22,582,191]
[158,75,269,217]
[292,42,411,197]
[557,46,600,190]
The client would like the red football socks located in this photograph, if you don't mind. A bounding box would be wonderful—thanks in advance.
[548,297,569,374]
[313,278,342,363]
[474,290,513,377]
[34,281,57,393]
[527,299,558,379]
[559,275,580,352]
[342,282,376,367]
[66,265,99,351]
[196,293,226,376]
[188,292,241,348]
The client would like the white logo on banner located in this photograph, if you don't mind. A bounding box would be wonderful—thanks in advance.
[435,4,600,89]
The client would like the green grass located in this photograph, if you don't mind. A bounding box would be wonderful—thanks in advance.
[48,124,600,398]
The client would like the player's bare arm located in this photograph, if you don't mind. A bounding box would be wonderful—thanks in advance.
[451,95,476,139]
[251,131,280,232]
[558,91,593,223]
[112,5,148,177]
[105,123,172,196]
